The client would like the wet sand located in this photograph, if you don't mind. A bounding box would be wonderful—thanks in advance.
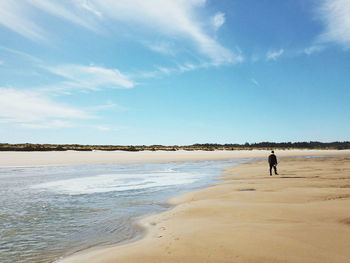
[59,154,350,263]
[0,149,349,166]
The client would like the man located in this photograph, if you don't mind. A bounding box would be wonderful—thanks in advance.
[268,150,278,176]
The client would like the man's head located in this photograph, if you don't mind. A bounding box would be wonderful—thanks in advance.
[271,150,274,154]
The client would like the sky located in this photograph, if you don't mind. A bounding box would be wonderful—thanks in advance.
[0,0,349,145]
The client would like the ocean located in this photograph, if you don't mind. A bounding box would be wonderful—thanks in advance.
[0,159,246,263]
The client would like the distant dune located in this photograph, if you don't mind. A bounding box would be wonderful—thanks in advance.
[0,141,349,152]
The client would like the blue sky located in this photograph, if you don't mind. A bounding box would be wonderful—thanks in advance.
[0,0,349,145]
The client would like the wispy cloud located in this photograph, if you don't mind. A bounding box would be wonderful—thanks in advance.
[27,0,100,32]
[156,66,173,75]
[88,0,238,64]
[177,63,199,72]
[0,87,128,130]
[0,45,43,64]
[87,103,121,111]
[0,0,240,65]
[266,49,284,61]
[0,1,45,42]
[136,61,213,79]
[0,46,134,93]
[93,125,125,132]
[147,41,175,56]
[211,12,225,31]
[303,45,325,55]
[0,88,91,124]
[78,0,102,17]
[317,0,350,48]
[46,64,134,91]
[96,126,111,131]
[20,120,74,129]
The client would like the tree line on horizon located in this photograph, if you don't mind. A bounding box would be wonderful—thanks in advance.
[0,141,349,151]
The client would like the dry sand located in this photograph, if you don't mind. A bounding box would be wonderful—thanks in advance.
[59,154,350,263]
[0,149,349,166]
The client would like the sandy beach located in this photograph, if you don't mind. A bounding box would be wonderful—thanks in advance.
[57,152,350,263]
[0,149,349,167]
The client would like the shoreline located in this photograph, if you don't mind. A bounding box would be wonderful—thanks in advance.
[58,151,350,263]
[54,158,248,262]
[55,158,248,263]
[1,149,350,167]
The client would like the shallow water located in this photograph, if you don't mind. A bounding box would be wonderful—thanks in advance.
[0,159,245,263]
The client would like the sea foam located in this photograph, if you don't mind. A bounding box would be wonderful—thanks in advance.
[32,171,199,195]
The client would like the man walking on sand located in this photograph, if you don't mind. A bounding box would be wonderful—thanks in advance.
[268,151,278,176]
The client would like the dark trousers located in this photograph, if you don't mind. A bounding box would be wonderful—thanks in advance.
[269,164,278,175]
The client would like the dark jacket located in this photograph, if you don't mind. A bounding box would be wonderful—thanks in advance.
[268,154,277,165]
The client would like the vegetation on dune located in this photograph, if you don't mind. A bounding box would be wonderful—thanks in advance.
[0,141,349,152]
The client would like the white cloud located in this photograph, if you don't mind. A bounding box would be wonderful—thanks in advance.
[20,120,74,129]
[47,64,134,91]
[266,49,284,61]
[303,45,325,55]
[178,63,198,72]
[87,0,238,64]
[87,103,118,111]
[211,12,225,31]
[136,61,210,79]
[156,66,173,75]
[93,125,125,132]
[78,0,102,17]
[0,88,125,130]
[147,41,175,56]
[0,88,91,123]
[137,56,244,79]
[95,126,112,131]
[0,0,240,65]
[0,46,134,93]
[27,0,100,32]
[0,1,45,42]
[317,0,350,48]
[0,45,43,64]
